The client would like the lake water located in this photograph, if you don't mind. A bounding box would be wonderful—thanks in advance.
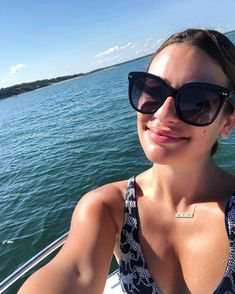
[1,53,235,293]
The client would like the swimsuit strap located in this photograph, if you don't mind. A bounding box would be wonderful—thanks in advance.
[119,177,161,294]
[215,193,235,293]
[225,194,235,241]
[123,176,138,224]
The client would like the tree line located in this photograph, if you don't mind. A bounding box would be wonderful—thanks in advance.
[0,74,84,100]
[0,54,153,100]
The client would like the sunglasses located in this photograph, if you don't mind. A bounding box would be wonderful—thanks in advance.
[128,72,235,126]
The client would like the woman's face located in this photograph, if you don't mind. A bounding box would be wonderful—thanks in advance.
[137,43,233,165]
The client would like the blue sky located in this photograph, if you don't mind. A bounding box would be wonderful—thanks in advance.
[1,0,235,88]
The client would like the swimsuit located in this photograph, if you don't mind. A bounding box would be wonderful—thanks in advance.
[119,177,235,293]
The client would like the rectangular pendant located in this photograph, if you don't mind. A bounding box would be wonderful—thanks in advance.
[175,212,194,218]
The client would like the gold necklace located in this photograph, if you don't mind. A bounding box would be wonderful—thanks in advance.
[164,197,197,218]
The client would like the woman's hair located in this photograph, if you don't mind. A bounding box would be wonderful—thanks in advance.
[147,28,235,156]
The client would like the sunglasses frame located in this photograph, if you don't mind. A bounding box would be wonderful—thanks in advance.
[128,71,235,127]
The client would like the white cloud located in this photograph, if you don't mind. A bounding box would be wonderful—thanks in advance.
[95,42,133,58]
[1,78,10,84]
[92,38,162,69]
[0,78,11,88]
[95,46,119,58]
[119,42,133,50]
[10,64,26,74]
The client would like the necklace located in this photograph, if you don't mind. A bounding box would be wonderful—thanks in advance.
[164,197,197,218]
[175,205,196,218]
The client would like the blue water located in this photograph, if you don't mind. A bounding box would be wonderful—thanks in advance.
[0,50,235,292]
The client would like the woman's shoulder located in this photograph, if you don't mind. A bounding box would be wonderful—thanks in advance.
[73,178,131,234]
[80,178,129,205]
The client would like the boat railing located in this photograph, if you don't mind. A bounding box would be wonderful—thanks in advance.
[0,231,69,293]
[0,232,121,293]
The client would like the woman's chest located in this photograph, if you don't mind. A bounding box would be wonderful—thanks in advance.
[138,208,231,293]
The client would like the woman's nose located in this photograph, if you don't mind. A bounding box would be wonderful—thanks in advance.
[153,96,179,123]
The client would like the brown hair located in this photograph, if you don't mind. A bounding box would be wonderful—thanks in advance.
[147,28,235,155]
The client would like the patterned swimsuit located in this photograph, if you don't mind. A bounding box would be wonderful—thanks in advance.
[119,177,235,293]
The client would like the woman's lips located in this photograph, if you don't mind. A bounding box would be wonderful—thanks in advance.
[147,128,188,144]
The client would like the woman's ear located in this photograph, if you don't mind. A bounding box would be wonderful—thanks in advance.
[220,111,235,139]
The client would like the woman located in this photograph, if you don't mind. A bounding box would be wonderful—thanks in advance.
[19,29,235,294]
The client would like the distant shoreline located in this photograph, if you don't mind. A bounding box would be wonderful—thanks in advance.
[0,54,153,100]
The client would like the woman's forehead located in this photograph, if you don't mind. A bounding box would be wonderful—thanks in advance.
[148,43,228,88]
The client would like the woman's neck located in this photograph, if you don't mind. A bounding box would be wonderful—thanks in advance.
[145,157,222,209]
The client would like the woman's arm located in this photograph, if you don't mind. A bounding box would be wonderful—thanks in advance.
[18,187,118,294]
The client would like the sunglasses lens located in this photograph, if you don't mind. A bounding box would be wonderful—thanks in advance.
[131,76,165,114]
[129,73,224,126]
[179,87,221,125]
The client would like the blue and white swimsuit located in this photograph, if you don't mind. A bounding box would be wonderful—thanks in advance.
[119,177,235,293]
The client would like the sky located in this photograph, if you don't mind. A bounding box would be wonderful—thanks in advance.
[1,0,235,88]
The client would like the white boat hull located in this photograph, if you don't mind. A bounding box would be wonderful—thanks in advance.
[103,269,123,293]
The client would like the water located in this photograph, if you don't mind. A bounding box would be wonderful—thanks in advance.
[0,55,235,293]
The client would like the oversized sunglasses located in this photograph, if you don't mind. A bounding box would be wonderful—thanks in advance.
[128,72,235,126]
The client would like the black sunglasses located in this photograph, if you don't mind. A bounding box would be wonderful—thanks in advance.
[128,72,235,126]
